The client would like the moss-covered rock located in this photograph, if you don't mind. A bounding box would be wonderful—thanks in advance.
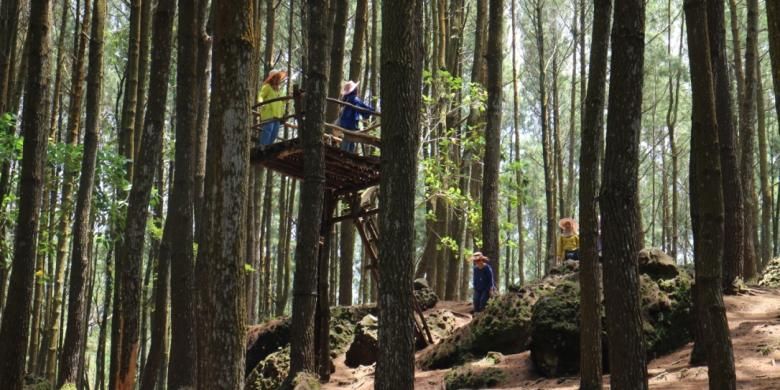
[639,247,679,280]
[759,258,780,288]
[292,372,321,390]
[529,269,693,377]
[246,318,292,377]
[530,281,582,377]
[414,286,439,310]
[345,315,378,368]
[443,367,505,390]
[418,275,562,370]
[246,347,291,390]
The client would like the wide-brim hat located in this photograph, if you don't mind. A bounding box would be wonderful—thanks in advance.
[558,217,579,231]
[470,252,489,263]
[265,70,288,84]
[341,80,359,96]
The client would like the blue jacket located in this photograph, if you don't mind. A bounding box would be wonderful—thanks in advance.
[473,264,495,292]
[337,92,375,130]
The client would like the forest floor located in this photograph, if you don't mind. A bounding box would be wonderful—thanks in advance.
[322,287,780,389]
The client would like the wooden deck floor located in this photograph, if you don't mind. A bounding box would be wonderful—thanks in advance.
[250,138,380,194]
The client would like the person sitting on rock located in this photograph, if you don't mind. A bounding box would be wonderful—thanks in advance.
[471,252,496,313]
[557,217,580,262]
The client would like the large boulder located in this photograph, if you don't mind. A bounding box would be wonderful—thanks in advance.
[245,347,290,390]
[417,273,562,370]
[759,258,780,288]
[245,318,292,378]
[415,309,458,349]
[345,314,379,368]
[638,247,679,280]
[443,367,505,390]
[529,270,693,377]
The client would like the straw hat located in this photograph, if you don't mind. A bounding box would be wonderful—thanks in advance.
[340,80,359,96]
[470,252,489,263]
[558,217,579,232]
[264,70,287,85]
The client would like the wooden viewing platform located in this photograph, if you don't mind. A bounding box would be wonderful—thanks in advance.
[250,87,434,346]
[250,138,380,195]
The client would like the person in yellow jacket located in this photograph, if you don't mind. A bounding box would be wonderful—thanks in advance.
[557,217,580,262]
[258,70,287,145]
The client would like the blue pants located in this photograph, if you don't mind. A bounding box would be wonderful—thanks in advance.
[260,120,280,145]
[473,289,490,312]
[339,120,357,152]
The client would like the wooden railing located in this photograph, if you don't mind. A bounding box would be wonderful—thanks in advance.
[252,85,382,152]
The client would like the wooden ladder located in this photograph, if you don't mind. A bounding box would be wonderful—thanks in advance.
[354,215,434,346]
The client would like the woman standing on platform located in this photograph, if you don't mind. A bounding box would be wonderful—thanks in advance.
[258,70,288,146]
[337,80,375,153]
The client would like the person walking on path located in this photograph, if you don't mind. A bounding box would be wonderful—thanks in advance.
[258,70,288,146]
[471,252,496,313]
[336,80,375,153]
[557,217,580,263]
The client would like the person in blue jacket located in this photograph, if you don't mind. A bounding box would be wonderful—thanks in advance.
[337,80,375,153]
[471,252,496,313]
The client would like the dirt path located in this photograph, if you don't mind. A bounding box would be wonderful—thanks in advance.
[324,289,780,389]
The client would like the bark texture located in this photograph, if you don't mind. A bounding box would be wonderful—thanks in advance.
[684,0,737,386]
[0,0,52,386]
[57,0,105,384]
[287,0,330,381]
[375,0,424,388]
[195,0,254,387]
[600,0,649,386]
[578,0,611,387]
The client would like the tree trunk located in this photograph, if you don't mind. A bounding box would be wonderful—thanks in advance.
[0,0,52,385]
[287,0,331,381]
[139,222,170,390]
[578,0,611,387]
[740,0,759,280]
[316,194,334,380]
[566,4,577,219]
[47,0,92,382]
[728,0,745,107]
[482,0,503,284]
[534,0,556,274]
[27,172,50,376]
[109,0,144,386]
[193,0,212,239]
[708,0,744,291]
[95,246,113,390]
[683,0,738,386]
[326,0,348,124]
[113,0,176,385]
[339,196,357,306]
[58,0,105,383]
[194,0,254,386]
[348,0,368,82]
[0,0,21,112]
[756,66,771,268]
[375,0,423,387]
[600,0,648,386]
[133,0,153,160]
[167,0,199,387]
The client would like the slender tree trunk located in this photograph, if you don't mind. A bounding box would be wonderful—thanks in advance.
[139,221,170,390]
[600,0,648,386]
[534,0,556,274]
[167,0,199,387]
[110,0,144,386]
[349,0,368,82]
[339,196,357,306]
[96,246,113,390]
[728,0,745,107]
[47,0,92,382]
[193,0,212,238]
[740,0,759,279]
[566,5,577,219]
[684,1,738,386]
[0,0,52,385]
[578,0,611,387]
[0,0,21,112]
[27,173,50,376]
[756,66,771,268]
[287,0,330,381]
[113,0,176,385]
[510,0,524,286]
[195,0,254,386]
[375,0,423,387]
[133,0,152,160]
[58,0,105,383]
[326,0,348,124]
[315,194,334,380]
[481,0,503,284]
